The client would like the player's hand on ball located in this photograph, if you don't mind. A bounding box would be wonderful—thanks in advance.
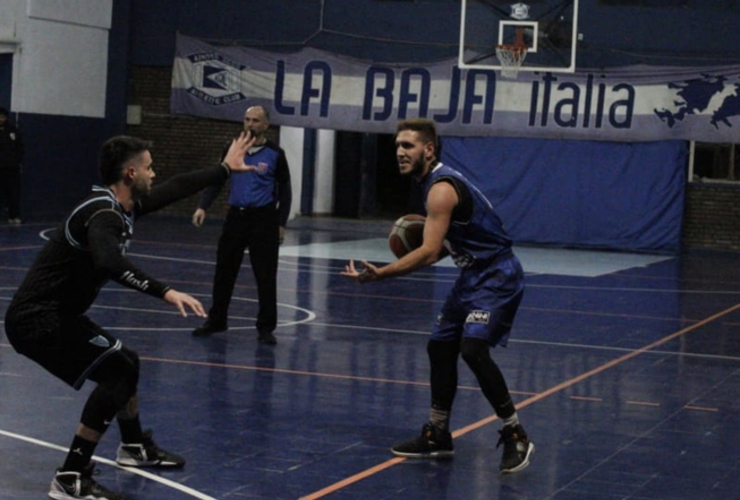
[341,259,378,284]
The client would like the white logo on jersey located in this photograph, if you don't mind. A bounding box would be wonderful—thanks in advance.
[89,335,111,348]
[120,271,149,291]
[466,310,491,325]
[452,253,475,269]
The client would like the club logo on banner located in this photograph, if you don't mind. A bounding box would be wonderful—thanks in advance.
[184,52,246,106]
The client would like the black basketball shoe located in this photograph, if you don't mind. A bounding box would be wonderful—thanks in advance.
[497,424,534,473]
[116,429,185,468]
[48,463,127,500]
[391,422,454,459]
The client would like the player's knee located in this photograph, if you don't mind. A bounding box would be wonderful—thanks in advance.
[81,374,135,432]
[103,376,134,410]
[121,347,141,383]
[97,357,138,408]
[427,339,460,364]
[91,347,140,398]
[460,337,491,368]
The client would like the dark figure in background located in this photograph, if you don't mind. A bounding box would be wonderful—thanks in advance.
[341,118,534,474]
[4,132,257,500]
[191,105,292,345]
[0,107,24,224]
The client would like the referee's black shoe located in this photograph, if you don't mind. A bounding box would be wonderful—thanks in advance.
[257,330,277,345]
[192,320,227,337]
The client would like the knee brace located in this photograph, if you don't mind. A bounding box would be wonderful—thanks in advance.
[81,348,140,432]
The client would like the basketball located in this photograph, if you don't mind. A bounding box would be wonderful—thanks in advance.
[388,214,425,258]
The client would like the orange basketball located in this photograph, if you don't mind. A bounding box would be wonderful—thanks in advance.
[388,214,425,258]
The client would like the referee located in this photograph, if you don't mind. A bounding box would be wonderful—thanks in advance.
[191,105,292,345]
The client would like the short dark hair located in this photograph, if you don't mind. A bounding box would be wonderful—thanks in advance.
[99,135,152,185]
[396,118,442,159]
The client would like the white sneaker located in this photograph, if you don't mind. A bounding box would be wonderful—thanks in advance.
[48,465,127,500]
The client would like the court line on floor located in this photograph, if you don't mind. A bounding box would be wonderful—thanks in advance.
[295,300,740,500]
[0,429,218,500]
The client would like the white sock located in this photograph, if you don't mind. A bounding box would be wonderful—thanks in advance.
[429,408,450,431]
[502,412,519,428]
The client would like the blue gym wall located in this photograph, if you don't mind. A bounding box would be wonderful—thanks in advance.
[124,0,740,67]
[15,0,740,230]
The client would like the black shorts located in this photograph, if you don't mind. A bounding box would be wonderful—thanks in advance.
[5,311,122,390]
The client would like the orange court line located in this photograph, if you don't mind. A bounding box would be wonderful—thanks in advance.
[0,245,43,252]
[295,300,740,500]
[141,357,435,387]
[569,396,603,402]
[684,405,719,412]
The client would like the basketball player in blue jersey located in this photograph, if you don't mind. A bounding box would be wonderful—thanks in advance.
[4,132,257,500]
[192,105,292,345]
[342,118,534,474]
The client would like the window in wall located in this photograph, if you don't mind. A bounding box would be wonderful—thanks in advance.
[689,142,739,183]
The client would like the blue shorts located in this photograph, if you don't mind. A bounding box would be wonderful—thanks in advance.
[431,253,524,347]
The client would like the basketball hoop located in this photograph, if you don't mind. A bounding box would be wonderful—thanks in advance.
[495,44,527,78]
[495,27,528,79]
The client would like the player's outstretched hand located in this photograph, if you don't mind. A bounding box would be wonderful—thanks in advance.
[223,131,258,172]
[341,259,379,284]
[163,289,207,317]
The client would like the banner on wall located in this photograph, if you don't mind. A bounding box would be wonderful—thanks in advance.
[171,34,740,143]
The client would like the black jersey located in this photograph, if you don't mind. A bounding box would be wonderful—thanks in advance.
[7,164,229,320]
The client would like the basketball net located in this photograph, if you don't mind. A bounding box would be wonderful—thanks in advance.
[495,28,528,79]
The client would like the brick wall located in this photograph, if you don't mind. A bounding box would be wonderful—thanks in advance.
[683,184,740,251]
[126,66,278,219]
[128,65,740,252]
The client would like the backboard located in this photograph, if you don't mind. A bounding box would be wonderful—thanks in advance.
[459,0,579,75]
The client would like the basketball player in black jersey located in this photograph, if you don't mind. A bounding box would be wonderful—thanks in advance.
[4,131,256,500]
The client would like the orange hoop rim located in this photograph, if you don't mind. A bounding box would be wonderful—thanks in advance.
[495,44,528,55]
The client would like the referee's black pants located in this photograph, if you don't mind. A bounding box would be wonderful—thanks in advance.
[0,167,21,220]
[208,205,279,333]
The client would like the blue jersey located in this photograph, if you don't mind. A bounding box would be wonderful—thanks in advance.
[199,140,292,227]
[422,163,512,268]
[423,162,524,347]
[228,144,282,208]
